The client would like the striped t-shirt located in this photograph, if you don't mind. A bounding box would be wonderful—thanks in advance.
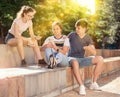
[43,36,70,51]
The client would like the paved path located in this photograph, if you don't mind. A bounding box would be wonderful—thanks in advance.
[57,70,120,97]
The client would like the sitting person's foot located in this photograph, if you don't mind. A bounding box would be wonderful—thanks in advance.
[79,85,86,95]
[21,59,27,67]
[48,65,51,69]
[89,82,101,90]
[48,55,57,69]
[38,59,46,67]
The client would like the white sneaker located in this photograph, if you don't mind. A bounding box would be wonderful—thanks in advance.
[79,85,86,95]
[90,82,101,90]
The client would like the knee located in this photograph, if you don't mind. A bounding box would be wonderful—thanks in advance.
[32,39,38,46]
[70,59,79,68]
[95,56,104,64]
[98,56,104,62]
[16,38,23,44]
[44,48,52,56]
[45,48,52,53]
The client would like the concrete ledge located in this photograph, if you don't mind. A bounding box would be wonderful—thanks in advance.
[0,44,36,68]
[0,56,120,97]
[104,57,120,62]
[96,49,120,58]
[0,67,66,97]
[0,44,120,97]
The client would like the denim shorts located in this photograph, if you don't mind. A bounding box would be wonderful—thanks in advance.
[5,33,15,43]
[68,56,94,68]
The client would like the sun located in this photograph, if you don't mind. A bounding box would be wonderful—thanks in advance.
[77,0,95,15]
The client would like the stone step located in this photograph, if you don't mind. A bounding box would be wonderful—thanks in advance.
[0,44,120,97]
[0,67,66,97]
[0,56,120,97]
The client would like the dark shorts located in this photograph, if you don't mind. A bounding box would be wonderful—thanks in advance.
[68,56,94,68]
[5,33,15,43]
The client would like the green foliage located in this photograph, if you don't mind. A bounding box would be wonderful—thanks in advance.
[0,0,39,27]
[89,0,118,45]
[33,1,90,44]
[0,0,120,48]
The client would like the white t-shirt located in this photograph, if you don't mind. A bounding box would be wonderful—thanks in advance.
[43,36,70,49]
[9,18,32,35]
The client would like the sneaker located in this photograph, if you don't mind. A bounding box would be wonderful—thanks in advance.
[48,65,51,69]
[90,82,101,90]
[48,55,57,69]
[79,85,86,95]
[38,59,46,67]
[21,59,27,67]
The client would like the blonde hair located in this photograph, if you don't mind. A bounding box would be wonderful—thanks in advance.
[52,21,63,30]
[17,5,36,18]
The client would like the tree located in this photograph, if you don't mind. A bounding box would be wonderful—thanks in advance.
[1,0,120,49]
[88,0,119,49]
[112,0,120,48]
[33,1,90,44]
[0,0,40,43]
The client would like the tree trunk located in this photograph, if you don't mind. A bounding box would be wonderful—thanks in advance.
[0,26,4,44]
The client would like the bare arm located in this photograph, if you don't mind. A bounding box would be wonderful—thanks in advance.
[28,25,42,40]
[59,46,69,55]
[41,42,53,51]
[28,25,35,39]
[53,44,69,55]
[14,22,21,38]
[41,42,69,55]
[84,45,96,56]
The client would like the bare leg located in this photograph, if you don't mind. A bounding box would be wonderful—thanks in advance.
[7,38,26,60]
[27,38,45,66]
[31,39,43,60]
[7,37,44,66]
[71,59,86,95]
[16,38,25,60]
[92,56,103,82]
[71,59,83,85]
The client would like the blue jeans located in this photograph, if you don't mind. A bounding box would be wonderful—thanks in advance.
[44,48,69,67]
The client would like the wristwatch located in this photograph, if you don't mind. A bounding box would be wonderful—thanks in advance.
[57,48,59,52]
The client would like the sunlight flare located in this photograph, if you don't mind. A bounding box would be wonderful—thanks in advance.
[77,0,95,15]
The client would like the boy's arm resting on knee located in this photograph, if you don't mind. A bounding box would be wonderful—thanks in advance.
[41,42,53,51]
[59,46,69,55]
[84,45,96,56]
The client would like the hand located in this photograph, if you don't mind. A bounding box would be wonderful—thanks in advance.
[84,46,93,52]
[52,43,58,50]
[46,42,54,48]
[46,42,57,50]
[63,35,67,39]
[84,45,96,56]
[84,46,90,57]
[31,35,36,41]
[35,36,42,40]
[83,46,89,50]
[27,39,35,47]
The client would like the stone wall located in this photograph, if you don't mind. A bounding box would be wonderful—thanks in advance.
[0,44,36,68]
